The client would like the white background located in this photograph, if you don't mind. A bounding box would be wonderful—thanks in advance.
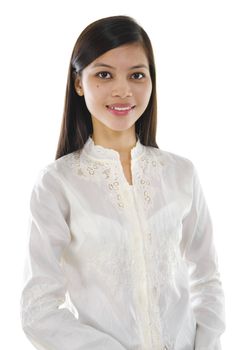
[0,0,231,348]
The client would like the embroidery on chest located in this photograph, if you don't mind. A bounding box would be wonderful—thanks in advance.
[134,149,161,209]
[65,152,126,210]
[65,149,164,212]
[84,240,133,297]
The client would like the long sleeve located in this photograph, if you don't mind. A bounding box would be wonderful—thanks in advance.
[20,168,126,350]
[181,164,226,350]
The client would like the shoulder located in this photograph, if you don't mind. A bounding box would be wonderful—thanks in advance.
[33,151,79,190]
[145,145,196,179]
[29,154,76,218]
[146,145,195,169]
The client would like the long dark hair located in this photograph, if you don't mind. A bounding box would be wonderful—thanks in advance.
[55,15,159,160]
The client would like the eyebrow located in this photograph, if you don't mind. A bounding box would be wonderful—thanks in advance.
[91,63,149,70]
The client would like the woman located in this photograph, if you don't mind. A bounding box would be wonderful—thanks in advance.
[20,15,225,350]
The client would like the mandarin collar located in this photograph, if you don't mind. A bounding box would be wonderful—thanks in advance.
[82,135,145,161]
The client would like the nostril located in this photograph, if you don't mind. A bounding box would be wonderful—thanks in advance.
[111,89,132,98]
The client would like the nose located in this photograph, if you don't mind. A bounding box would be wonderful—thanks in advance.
[111,78,132,98]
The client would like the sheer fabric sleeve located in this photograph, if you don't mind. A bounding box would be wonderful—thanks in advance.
[20,168,126,350]
[181,164,226,350]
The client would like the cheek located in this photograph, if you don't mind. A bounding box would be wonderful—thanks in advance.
[145,81,153,101]
[83,82,98,99]
[90,84,108,101]
[135,83,152,104]
[83,84,107,110]
[146,87,153,103]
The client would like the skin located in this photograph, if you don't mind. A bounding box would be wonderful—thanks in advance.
[74,42,152,164]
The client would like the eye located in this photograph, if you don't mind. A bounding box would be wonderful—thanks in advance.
[131,72,146,80]
[96,71,112,79]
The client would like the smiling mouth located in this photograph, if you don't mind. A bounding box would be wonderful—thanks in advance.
[106,105,136,111]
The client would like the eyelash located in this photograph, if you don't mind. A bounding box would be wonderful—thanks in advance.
[96,71,146,80]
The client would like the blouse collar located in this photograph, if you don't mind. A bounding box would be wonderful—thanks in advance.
[82,135,145,161]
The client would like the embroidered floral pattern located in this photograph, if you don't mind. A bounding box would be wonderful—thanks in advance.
[65,151,126,209]
[133,148,164,210]
[21,282,64,327]
[83,239,134,298]
[63,141,164,212]
[149,230,181,288]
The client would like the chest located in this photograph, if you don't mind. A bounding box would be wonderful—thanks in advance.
[121,162,133,186]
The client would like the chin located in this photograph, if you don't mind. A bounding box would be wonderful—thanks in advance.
[106,124,135,132]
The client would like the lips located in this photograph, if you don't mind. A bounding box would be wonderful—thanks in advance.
[106,104,135,111]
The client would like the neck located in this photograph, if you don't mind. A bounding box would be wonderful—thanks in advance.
[91,133,138,163]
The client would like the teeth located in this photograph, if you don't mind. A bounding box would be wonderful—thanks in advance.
[109,106,132,111]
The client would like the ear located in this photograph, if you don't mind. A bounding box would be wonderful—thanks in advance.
[74,76,84,96]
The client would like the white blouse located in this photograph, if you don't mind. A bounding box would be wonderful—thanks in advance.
[20,136,225,350]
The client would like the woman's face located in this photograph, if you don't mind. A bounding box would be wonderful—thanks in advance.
[75,43,152,133]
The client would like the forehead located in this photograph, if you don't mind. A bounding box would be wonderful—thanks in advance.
[89,43,149,68]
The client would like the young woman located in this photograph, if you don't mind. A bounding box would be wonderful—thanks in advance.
[20,15,225,350]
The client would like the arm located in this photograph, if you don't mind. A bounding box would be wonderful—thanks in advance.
[181,164,226,350]
[20,168,126,350]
